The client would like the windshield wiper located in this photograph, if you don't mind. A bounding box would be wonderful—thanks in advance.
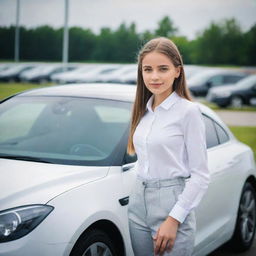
[0,155,54,163]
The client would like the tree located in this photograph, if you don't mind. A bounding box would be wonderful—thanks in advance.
[155,16,177,38]
[193,18,244,65]
[68,27,96,61]
[172,36,192,64]
[244,24,256,65]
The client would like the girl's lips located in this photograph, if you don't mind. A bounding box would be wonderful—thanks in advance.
[150,83,162,87]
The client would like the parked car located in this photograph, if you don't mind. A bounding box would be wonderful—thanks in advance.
[19,64,77,84]
[183,65,209,79]
[0,84,256,256]
[0,64,14,73]
[0,64,36,82]
[206,74,256,107]
[55,65,119,84]
[119,68,137,84]
[98,64,137,83]
[76,65,121,83]
[50,65,97,84]
[187,69,248,97]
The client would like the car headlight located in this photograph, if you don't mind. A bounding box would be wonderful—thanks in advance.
[0,205,54,242]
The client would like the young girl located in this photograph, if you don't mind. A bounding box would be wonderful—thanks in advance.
[126,37,210,256]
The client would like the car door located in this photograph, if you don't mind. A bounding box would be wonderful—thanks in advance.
[248,84,256,105]
[194,115,242,254]
[121,153,138,205]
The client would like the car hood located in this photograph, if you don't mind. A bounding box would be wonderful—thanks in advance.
[210,85,237,93]
[0,158,109,211]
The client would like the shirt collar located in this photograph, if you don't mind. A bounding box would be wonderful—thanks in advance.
[146,90,181,113]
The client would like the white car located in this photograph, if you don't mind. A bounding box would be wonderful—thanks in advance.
[0,84,256,256]
[97,64,137,83]
[76,65,121,83]
[50,64,98,84]
[119,69,137,85]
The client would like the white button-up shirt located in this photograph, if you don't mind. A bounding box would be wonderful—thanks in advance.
[133,90,210,223]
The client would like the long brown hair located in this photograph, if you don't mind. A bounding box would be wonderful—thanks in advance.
[127,37,193,155]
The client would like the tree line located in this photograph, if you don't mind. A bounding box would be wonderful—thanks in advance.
[0,16,255,65]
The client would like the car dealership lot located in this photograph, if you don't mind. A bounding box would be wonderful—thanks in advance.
[0,83,256,256]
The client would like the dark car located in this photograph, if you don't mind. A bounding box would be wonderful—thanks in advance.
[206,74,256,107]
[187,69,247,97]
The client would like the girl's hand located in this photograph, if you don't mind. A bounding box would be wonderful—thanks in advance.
[153,216,180,255]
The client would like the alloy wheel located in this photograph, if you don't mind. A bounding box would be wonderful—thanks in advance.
[239,189,256,243]
[231,96,243,108]
[82,242,113,256]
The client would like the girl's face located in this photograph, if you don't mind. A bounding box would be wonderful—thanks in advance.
[142,51,180,98]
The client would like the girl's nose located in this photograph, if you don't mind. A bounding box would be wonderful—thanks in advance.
[151,71,159,80]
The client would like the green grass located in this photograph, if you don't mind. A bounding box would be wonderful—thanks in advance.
[229,126,256,160]
[198,99,256,112]
[0,82,54,100]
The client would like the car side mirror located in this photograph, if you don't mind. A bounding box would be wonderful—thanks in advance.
[123,152,137,165]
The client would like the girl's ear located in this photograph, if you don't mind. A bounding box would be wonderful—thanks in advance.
[175,66,181,78]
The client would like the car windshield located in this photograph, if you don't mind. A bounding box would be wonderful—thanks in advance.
[5,65,30,73]
[0,96,132,166]
[235,75,256,89]
[187,70,220,84]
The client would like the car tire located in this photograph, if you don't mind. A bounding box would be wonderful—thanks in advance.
[70,228,119,256]
[8,78,16,83]
[39,78,47,84]
[230,95,243,108]
[217,103,228,108]
[227,182,256,252]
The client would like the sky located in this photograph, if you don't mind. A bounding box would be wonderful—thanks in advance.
[0,0,256,39]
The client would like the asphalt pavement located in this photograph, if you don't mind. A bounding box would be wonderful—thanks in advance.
[208,235,256,256]
[215,110,256,127]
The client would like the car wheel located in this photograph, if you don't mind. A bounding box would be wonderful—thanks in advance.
[8,78,16,83]
[217,103,228,108]
[39,78,47,84]
[227,182,256,252]
[230,95,243,108]
[70,228,119,256]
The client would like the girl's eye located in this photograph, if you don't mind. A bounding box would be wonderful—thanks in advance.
[143,68,152,72]
[160,67,168,71]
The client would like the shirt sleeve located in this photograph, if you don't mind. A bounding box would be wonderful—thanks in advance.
[168,103,210,223]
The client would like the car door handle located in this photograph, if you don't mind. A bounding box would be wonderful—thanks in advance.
[121,162,135,172]
[119,196,129,206]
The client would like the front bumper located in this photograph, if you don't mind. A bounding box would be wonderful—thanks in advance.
[0,235,73,256]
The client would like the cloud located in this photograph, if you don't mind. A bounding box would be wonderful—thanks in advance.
[0,0,255,39]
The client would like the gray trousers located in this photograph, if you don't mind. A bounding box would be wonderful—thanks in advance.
[128,176,196,256]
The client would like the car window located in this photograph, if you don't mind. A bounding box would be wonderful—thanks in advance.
[0,96,132,166]
[223,75,244,84]
[208,75,224,86]
[203,115,219,148]
[214,122,230,144]
[0,103,45,142]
